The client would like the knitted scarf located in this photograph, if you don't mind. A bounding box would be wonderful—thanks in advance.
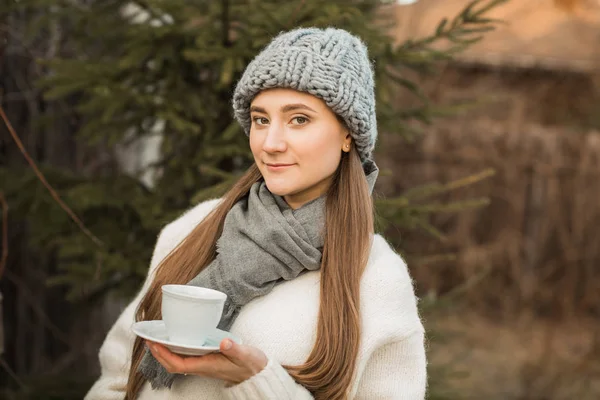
[138,161,378,389]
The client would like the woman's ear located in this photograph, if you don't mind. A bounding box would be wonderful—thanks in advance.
[342,133,352,153]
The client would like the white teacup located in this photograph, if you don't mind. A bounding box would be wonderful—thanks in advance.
[161,285,227,346]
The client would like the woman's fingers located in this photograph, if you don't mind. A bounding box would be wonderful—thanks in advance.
[146,339,266,384]
[147,341,183,374]
[220,339,267,374]
[219,339,242,365]
[147,342,171,371]
[147,340,234,377]
[220,339,254,367]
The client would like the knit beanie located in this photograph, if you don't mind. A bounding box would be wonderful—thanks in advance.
[232,27,377,164]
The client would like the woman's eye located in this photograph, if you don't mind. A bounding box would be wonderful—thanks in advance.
[291,116,308,125]
[253,117,269,126]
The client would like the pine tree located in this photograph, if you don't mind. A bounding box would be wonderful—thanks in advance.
[1,0,504,300]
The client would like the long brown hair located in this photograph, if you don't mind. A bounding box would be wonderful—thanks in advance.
[125,147,374,400]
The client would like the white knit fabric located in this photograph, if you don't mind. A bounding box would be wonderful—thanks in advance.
[85,199,427,400]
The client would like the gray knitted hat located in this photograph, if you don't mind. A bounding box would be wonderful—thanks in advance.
[232,27,377,163]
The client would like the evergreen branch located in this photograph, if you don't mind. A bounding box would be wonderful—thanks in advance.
[403,169,495,201]
[385,68,429,102]
[0,105,105,250]
[459,0,487,22]
[376,196,409,208]
[398,0,508,57]
[415,218,448,241]
[471,0,510,18]
[442,168,495,192]
[0,192,7,281]
[405,198,490,214]
[430,264,493,309]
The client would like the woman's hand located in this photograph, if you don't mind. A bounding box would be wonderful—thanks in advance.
[146,338,268,385]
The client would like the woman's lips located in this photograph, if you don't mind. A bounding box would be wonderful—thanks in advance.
[265,163,294,172]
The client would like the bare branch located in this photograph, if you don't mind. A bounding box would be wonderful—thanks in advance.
[0,105,105,249]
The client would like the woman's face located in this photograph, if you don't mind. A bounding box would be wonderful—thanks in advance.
[249,88,351,209]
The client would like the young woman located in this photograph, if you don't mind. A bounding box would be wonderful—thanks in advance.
[86,27,426,400]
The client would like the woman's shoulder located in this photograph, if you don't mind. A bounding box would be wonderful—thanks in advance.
[360,234,424,342]
[363,234,414,291]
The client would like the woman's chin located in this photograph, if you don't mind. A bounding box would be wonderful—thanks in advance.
[263,180,298,197]
[264,184,294,197]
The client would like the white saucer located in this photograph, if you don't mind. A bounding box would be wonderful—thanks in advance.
[132,320,242,356]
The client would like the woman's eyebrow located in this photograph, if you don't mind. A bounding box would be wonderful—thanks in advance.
[280,103,317,113]
[250,104,317,114]
[250,105,267,114]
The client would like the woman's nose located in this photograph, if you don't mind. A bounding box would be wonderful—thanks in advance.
[262,124,287,153]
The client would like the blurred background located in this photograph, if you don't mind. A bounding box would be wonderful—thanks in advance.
[1,0,599,399]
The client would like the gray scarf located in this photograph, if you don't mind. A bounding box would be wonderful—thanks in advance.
[139,161,378,389]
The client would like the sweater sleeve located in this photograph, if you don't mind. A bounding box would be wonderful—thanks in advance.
[354,330,427,400]
[83,296,140,400]
[85,199,221,400]
[223,359,314,400]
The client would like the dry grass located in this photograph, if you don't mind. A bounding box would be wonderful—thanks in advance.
[426,307,600,400]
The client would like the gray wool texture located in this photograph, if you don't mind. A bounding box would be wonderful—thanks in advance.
[232,27,377,164]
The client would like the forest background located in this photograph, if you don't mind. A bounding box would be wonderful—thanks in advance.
[1,0,599,399]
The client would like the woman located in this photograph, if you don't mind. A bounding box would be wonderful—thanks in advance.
[86,27,426,400]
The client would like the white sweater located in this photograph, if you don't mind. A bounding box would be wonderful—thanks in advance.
[85,199,427,400]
